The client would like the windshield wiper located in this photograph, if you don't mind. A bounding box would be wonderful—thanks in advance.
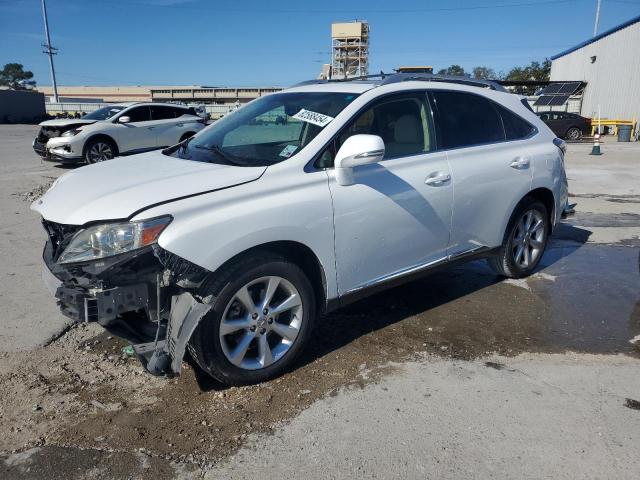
[195,144,246,166]
[179,135,194,152]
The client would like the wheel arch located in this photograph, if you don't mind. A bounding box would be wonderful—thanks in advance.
[179,131,196,142]
[522,187,555,232]
[206,240,329,314]
[82,133,119,158]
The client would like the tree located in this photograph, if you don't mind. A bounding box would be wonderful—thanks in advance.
[472,66,497,80]
[504,59,551,94]
[0,63,36,90]
[436,64,467,77]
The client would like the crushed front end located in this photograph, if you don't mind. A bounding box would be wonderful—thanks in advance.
[41,218,213,376]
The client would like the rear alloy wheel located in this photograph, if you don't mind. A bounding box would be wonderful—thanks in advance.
[188,252,316,385]
[489,198,550,278]
[85,138,116,163]
[565,127,582,141]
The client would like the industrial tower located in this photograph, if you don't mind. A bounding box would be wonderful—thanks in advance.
[331,21,369,79]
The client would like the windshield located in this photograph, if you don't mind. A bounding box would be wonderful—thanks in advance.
[82,106,125,121]
[167,92,359,166]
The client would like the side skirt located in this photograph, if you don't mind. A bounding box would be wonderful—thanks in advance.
[325,246,500,312]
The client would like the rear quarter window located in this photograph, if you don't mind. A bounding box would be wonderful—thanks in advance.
[431,90,504,149]
[494,103,537,140]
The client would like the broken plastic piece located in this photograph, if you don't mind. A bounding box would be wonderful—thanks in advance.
[166,292,211,374]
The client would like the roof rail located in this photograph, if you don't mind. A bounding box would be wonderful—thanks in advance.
[379,73,507,92]
[290,79,329,87]
[290,72,507,92]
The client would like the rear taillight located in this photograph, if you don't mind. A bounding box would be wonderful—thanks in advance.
[553,137,567,156]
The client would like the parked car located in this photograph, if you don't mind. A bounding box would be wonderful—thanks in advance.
[537,111,591,140]
[33,75,568,386]
[33,102,206,164]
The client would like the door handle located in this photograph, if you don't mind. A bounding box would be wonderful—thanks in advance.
[176,123,184,127]
[147,126,156,130]
[425,172,451,186]
[510,157,530,169]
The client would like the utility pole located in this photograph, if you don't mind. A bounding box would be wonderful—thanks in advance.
[593,0,602,37]
[41,0,59,102]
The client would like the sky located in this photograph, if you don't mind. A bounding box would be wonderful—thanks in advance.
[1,0,639,88]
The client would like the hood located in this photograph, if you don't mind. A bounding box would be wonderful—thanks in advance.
[31,150,267,225]
[39,118,97,128]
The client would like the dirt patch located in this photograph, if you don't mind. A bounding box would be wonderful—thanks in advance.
[12,177,56,202]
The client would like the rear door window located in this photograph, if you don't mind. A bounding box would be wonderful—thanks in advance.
[431,91,504,149]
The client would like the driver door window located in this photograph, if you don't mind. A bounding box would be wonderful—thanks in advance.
[317,93,433,168]
[125,106,151,123]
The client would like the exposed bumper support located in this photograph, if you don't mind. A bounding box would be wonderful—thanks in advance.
[166,293,211,374]
[128,294,211,376]
[42,236,212,377]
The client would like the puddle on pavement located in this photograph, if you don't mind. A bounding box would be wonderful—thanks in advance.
[311,241,640,363]
[2,235,639,473]
[563,212,640,228]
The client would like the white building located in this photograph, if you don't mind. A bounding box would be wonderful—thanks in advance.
[550,14,640,120]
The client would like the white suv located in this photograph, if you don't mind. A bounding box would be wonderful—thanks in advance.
[33,75,568,386]
[33,102,205,164]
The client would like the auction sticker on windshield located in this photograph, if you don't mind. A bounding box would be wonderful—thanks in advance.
[279,144,298,158]
[292,109,334,127]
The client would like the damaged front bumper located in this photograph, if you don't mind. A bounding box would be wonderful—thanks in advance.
[42,231,212,377]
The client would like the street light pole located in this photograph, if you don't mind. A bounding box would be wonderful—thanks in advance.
[41,0,59,102]
[593,0,602,37]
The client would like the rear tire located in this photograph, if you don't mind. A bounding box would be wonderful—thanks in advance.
[565,127,582,141]
[488,197,550,278]
[188,252,316,386]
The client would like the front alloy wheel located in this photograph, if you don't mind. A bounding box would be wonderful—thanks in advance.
[86,140,115,163]
[219,276,303,370]
[188,252,316,386]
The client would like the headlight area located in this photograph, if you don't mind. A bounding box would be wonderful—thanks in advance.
[61,128,82,137]
[43,215,212,376]
[59,216,172,264]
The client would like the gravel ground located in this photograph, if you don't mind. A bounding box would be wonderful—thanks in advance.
[0,126,639,479]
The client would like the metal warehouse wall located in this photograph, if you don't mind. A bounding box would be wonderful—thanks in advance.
[550,21,640,120]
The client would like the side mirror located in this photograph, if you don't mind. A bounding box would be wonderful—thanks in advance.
[118,116,130,124]
[334,134,385,186]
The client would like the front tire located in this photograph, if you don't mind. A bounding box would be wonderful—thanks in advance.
[84,138,117,164]
[488,197,550,278]
[188,252,316,386]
